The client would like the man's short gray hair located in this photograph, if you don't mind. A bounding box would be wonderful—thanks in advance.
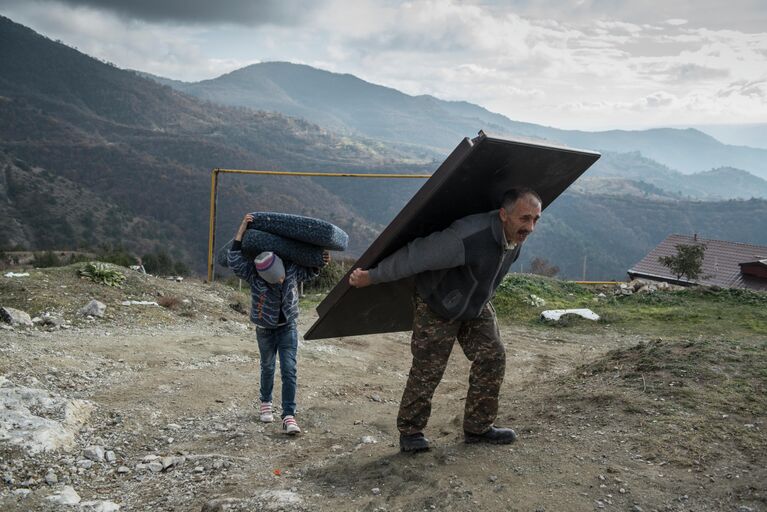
[500,188,542,210]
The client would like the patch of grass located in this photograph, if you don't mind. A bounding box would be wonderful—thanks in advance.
[494,274,595,321]
[78,262,126,288]
[299,293,325,311]
[304,259,354,294]
[0,263,230,326]
[494,274,767,339]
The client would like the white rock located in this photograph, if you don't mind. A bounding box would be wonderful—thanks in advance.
[77,459,94,469]
[84,445,105,462]
[105,450,116,462]
[41,315,64,327]
[541,309,600,322]
[45,485,81,505]
[161,455,185,470]
[79,300,106,318]
[80,500,121,511]
[45,470,58,485]
[4,272,30,277]
[147,461,163,473]
[0,306,33,327]
[360,436,377,444]
[116,466,130,474]
[0,376,93,455]
[120,300,159,306]
[257,490,302,509]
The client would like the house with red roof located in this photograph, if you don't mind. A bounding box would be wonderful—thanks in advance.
[628,234,767,291]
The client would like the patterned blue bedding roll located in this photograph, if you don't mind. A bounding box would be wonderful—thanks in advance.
[247,212,348,251]
[218,230,326,268]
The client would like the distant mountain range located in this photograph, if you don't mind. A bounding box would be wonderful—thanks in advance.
[581,152,767,200]
[2,15,766,279]
[694,124,767,150]
[145,62,767,182]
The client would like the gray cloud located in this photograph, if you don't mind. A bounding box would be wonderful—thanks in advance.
[0,0,320,25]
[719,80,767,99]
[477,0,767,32]
[666,63,730,82]
[637,63,731,83]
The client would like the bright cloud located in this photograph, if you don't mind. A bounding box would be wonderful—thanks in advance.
[1,0,765,130]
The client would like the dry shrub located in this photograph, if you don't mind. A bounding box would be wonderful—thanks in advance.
[157,295,181,310]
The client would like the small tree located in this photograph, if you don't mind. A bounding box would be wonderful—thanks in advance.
[658,243,706,282]
[32,251,62,268]
[529,257,559,277]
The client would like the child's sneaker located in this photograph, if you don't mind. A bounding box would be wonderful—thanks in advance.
[282,415,301,435]
[259,402,274,423]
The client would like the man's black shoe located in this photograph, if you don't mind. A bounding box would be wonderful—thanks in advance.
[464,426,517,445]
[399,432,430,453]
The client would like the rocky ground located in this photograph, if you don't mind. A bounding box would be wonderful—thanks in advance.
[1,265,765,511]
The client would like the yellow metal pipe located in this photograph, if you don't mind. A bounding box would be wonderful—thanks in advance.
[207,168,431,282]
[215,169,432,178]
[207,169,219,282]
[571,281,622,285]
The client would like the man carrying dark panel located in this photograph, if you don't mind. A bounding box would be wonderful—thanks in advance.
[349,188,542,452]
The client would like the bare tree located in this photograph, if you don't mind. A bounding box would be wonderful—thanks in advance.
[529,257,559,277]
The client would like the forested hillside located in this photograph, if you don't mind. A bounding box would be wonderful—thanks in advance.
[0,16,420,266]
[514,194,767,280]
[583,152,767,200]
[3,15,766,280]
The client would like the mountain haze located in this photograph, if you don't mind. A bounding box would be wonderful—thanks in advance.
[584,152,767,200]
[153,62,767,181]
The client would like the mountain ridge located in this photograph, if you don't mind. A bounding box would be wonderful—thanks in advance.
[0,15,410,265]
[149,61,767,180]
[3,15,767,280]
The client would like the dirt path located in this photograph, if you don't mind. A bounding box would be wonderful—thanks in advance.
[1,310,763,511]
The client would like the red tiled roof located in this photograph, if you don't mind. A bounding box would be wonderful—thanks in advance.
[740,260,767,279]
[628,234,767,290]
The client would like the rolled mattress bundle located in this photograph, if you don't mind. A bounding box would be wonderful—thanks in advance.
[218,212,349,268]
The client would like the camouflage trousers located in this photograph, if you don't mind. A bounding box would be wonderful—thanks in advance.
[397,294,506,435]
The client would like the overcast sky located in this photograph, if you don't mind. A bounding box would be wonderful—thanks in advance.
[2,0,766,130]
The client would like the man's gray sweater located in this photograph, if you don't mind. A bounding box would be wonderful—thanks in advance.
[368,210,521,321]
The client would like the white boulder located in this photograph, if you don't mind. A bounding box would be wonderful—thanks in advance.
[0,376,93,454]
[541,308,600,322]
[0,306,33,327]
[79,300,106,317]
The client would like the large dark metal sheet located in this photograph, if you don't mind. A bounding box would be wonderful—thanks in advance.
[304,132,600,340]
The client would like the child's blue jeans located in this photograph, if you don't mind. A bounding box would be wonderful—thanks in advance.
[256,323,298,418]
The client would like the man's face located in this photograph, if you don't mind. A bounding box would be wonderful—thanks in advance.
[499,195,542,245]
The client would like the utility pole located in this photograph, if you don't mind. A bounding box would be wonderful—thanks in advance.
[582,254,587,281]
